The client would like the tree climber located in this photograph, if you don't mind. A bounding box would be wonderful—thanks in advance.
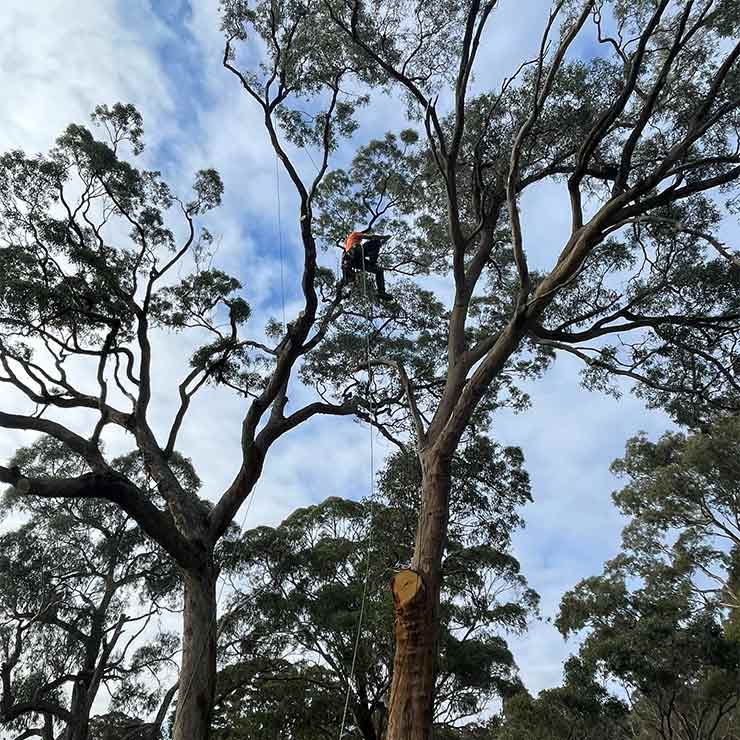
[340,229,393,301]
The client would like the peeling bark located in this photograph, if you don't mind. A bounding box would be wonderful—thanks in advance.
[386,454,451,740]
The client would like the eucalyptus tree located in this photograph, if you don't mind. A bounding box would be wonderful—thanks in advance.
[3,3,740,739]
[0,49,405,737]
[0,438,180,740]
[214,439,536,739]
[219,1,740,736]
[0,100,377,739]
[609,414,740,613]
[558,551,740,740]
[495,658,629,740]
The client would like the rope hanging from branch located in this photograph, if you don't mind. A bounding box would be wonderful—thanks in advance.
[338,242,378,739]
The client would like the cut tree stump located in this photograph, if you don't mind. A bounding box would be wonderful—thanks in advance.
[391,569,425,610]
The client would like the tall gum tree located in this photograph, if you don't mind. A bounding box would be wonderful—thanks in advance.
[0,100,380,738]
[2,2,740,737]
[558,541,740,740]
[219,1,740,737]
[0,438,181,740]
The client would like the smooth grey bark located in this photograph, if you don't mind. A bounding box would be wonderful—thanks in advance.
[171,562,218,740]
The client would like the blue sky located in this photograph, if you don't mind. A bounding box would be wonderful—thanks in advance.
[0,0,684,701]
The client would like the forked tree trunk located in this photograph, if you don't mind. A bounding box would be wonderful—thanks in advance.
[386,452,451,740]
[172,561,218,740]
[63,605,109,740]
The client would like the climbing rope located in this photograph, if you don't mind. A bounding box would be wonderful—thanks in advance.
[338,242,379,739]
[304,146,321,174]
[275,152,287,330]
[177,149,289,717]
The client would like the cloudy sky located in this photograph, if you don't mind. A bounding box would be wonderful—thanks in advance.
[0,0,680,700]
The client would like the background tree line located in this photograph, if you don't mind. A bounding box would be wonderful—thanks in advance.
[4,412,740,739]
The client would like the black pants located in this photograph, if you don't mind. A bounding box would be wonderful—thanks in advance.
[342,239,387,295]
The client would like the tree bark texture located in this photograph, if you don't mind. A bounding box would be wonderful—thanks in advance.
[386,454,451,740]
[62,677,94,740]
[172,563,217,740]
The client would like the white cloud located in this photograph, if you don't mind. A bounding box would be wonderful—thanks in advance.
[0,0,173,153]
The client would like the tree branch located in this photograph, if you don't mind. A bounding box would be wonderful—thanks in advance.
[363,358,427,447]
[0,467,198,569]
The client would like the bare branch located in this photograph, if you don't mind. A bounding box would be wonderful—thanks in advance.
[0,466,198,569]
[363,358,427,447]
[0,411,107,472]
[507,1,595,308]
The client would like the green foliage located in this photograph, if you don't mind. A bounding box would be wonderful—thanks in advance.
[0,102,260,415]
[497,413,740,740]
[213,659,342,740]
[0,438,180,735]
[89,711,162,740]
[189,168,224,215]
[214,439,537,738]
[557,547,740,740]
[266,0,740,433]
[150,269,247,331]
[2,0,740,734]
[314,132,427,254]
[607,415,740,615]
[221,0,373,157]
[91,102,145,155]
[496,658,628,740]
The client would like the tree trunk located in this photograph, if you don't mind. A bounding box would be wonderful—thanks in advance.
[63,680,92,740]
[386,453,451,740]
[172,561,217,740]
[43,713,55,740]
[63,606,110,740]
[354,700,379,740]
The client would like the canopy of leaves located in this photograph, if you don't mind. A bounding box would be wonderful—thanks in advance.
[609,414,740,608]
[219,0,740,440]
[496,657,628,740]
[558,547,740,740]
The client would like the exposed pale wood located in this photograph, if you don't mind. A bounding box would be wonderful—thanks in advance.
[392,570,424,609]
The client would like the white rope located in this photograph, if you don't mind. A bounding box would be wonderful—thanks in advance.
[177,151,291,718]
[275,152,287,331]
[338,241,378,738]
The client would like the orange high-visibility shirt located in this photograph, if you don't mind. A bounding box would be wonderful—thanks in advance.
[344,231,364,252]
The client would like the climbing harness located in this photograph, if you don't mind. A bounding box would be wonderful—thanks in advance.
[340,235,391,300]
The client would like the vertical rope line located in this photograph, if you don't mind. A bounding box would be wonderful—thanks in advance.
[178,151,293,716]
[275,152,287,331]
[338,241,378,739]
